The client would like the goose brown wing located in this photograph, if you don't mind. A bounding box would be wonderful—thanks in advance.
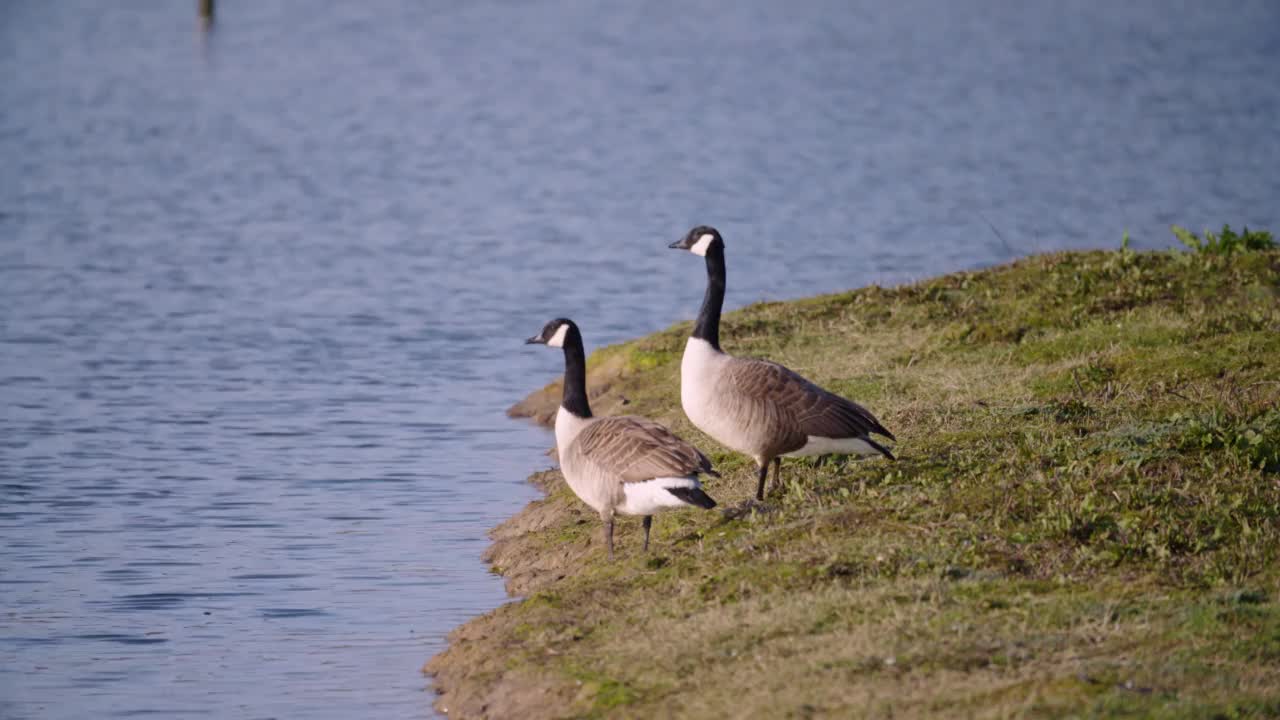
[572,416,717,484]
[729,358,895,442]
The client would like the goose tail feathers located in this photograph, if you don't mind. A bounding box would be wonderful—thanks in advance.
[864,436,896,461]
[666,486,718,509]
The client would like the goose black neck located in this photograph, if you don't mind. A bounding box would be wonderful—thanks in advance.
[693,246,725,350]
[560,329,592,419]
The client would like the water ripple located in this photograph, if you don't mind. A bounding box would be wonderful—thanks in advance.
[100,592,263,613]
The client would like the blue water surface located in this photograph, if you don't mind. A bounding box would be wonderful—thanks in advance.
[1,1,1277,717]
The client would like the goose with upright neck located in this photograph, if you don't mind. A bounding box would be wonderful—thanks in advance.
[668,226,896,501]
[526,318,719,558]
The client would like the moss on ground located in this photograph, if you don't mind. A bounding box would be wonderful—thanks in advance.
[428,242,1280,719]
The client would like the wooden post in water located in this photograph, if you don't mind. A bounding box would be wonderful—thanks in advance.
[199,0,215,27]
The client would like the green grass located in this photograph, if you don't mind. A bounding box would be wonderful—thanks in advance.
[427,235,1280,719]
[1172,224,1275,256]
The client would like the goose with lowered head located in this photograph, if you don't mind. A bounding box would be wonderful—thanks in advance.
[526,318,719,558]
[668,226,896,501]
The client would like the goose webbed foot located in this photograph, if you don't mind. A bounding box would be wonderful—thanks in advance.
[642,515,652,552]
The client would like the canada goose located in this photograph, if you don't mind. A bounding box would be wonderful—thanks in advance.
[668,226,896,501]
[526,318,719,558]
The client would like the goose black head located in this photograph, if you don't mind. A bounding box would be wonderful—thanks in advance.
[525,317,578,349]
[668,225,723,257]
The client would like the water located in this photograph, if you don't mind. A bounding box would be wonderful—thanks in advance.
[1,1,1276,717]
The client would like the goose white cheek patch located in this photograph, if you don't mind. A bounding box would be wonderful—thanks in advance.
[546,324,570,348]
[690,233,715,256]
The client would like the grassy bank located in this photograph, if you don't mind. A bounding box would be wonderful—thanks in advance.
[427,233,1280,718]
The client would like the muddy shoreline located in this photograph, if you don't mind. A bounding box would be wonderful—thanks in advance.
[424,371,617,718]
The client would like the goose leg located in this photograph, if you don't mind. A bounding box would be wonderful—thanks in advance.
[772,457,782,492]
[642,515,652,552]
[602,515,615,560]
[755,463,769,501]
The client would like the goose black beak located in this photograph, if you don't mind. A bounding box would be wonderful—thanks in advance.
[668,238,687,250]
[525,335,545,345]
